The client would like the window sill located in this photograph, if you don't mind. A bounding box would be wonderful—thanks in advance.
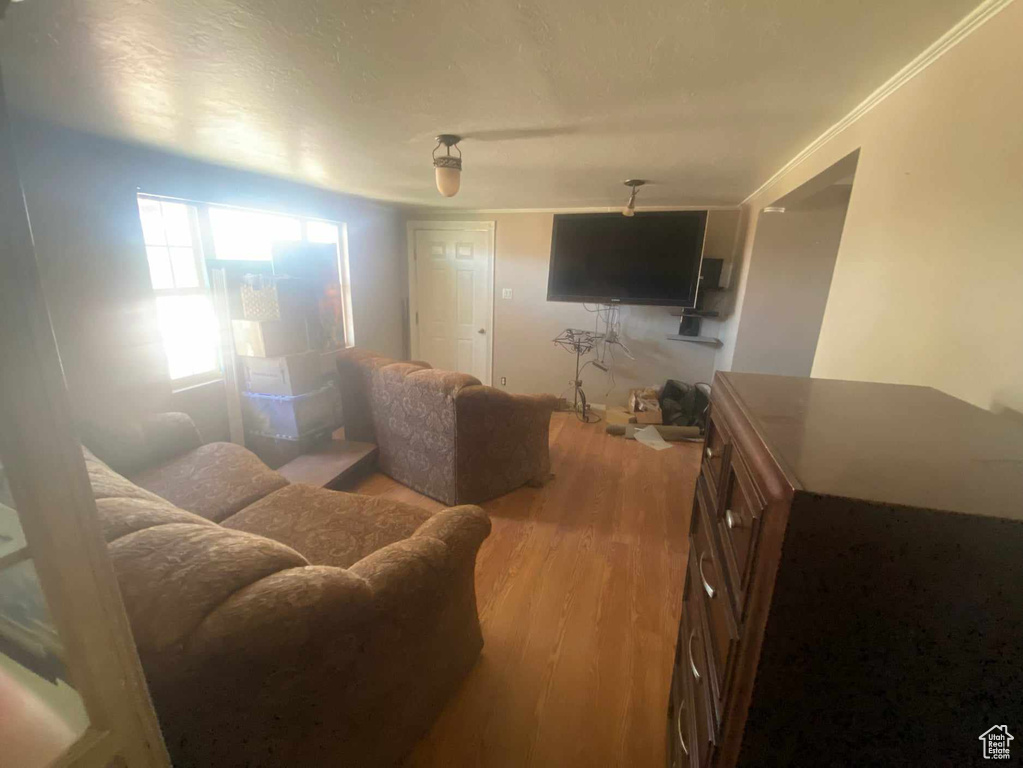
[171,375,224,395]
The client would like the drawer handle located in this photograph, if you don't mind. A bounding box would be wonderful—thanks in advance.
[688,629,702,683]
[676,695,689,756]
[725,508,742,529]
[698,552,716,599]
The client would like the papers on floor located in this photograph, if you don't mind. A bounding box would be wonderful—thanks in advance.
[633,425,673,451]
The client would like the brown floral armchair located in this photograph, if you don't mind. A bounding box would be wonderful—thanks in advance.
[337,348,559,505]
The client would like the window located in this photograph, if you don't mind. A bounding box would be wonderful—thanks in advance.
[137,196,220,384]
[303,219,354,347]
[208,206,301,261]
[305,219,339,244]
[138,195,353,386]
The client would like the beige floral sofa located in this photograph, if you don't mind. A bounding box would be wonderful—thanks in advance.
[337,349,559,505]
[81,412,490,767]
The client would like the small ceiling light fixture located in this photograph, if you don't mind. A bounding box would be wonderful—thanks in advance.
[433,134,463,197]
[622,179,646,217]
[763,206,786,213]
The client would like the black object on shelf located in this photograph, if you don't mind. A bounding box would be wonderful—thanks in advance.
[699,258,725,291]
[678,314,702,337]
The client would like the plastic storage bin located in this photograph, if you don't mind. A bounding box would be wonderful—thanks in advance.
[240,383,337,439]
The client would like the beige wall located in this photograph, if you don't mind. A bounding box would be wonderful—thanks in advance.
[719,1,1023,413]
[12,118,405,432]
[731,184,851,376]
[406,210,741,405]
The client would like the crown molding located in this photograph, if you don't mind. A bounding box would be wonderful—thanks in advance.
[741,0,1017,206]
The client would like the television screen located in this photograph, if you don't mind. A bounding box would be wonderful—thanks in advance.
[547,211,707,306]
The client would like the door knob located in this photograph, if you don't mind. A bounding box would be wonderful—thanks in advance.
[477,328,486,335]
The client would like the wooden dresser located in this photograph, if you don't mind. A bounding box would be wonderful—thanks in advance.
[668,372,1023,767]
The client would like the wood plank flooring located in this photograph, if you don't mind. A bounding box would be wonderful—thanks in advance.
[351,412,700,768]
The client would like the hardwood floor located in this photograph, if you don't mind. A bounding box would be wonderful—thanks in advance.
[351,412,700,767]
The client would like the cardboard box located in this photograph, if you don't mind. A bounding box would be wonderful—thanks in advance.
[239,351,323,397]
[628,387,661,413]
[232,318,308,358]
[634,408,663,425]
[605,406,636,425]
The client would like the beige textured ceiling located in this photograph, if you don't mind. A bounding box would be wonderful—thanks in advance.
[0,0,979,209]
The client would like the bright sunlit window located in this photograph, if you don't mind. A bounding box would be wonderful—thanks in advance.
[305,219,339,244]
[138,196,353,385]
[208,207,302,260]
[137,196,220,383]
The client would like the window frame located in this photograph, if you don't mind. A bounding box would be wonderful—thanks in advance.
[137,194,222,389]
[137,194,352,391]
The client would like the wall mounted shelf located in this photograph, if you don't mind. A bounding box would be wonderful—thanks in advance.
[668,309,720,318]
[665,334,722,347]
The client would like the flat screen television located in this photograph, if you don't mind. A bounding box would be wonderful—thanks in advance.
[547,211,707,306]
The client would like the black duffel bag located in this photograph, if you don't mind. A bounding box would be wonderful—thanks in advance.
[659,379,711,432]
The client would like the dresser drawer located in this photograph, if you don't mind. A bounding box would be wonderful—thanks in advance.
[682,583,716,766]
[690,477,739,720]
[667,659,693,768]
[717,447,767,613]
[700,408,730,500]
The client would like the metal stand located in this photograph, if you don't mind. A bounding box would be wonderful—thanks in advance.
[553,328,601,422]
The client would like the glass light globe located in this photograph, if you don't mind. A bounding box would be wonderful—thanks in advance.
[435,166,461,197]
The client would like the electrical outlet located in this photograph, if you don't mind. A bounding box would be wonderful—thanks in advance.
[500,376,507,386]
[501,288,513,299]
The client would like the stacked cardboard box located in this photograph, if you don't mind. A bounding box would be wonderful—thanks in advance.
[232,277,338,466]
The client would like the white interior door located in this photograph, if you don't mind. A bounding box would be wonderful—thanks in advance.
[413,228,492,383]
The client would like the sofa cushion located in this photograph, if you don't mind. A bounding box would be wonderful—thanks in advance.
[128,442,289,522]
[222,484,433,569]
[85,447,219,541]
[95,497,217,543]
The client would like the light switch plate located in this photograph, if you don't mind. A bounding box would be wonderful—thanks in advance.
[501,288,513,299]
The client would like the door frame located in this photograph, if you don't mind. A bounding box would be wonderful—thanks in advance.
[405,220,496,385]
[0,61,170,766]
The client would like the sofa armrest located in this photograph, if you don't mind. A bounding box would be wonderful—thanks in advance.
[186,565,373,664]
[348,537,452,615]
[348,505,489,614]
[152,565,377,763]
[459,386,560,419]
[78,411,202,475]
[454,386,559,504]
[412,505,492,564]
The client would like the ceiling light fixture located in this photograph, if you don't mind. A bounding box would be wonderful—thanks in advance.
[763,206,786,213]
[622,179,646,217]
[433,134,463,197]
